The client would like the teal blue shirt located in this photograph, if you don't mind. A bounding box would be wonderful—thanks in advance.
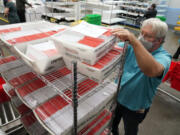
[6,2,20,24]
[117,43,171,111]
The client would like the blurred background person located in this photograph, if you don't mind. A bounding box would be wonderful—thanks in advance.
[3,0,8,6]
[16,0,32,22]
[4,0,20,24]
[144,3,157,19]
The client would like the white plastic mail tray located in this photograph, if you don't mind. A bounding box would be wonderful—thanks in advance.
[52,23,116,65]
[64,47,122,82]
[13,39,65,74]
[0,21,51,35]
[0,22,69,47]
[20,21,59,31]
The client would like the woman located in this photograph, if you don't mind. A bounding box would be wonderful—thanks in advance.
[4,0,20,24]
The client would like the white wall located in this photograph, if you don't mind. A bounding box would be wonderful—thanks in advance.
[166,0,180,26]
[152,0,180,8]
[0,0,4,13]
[168,0,180,8]
[87,0,100,2]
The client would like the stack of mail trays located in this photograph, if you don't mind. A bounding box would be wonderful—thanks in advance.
[53,21,122,82]
[0,21,69,74]
[1,21,122,82]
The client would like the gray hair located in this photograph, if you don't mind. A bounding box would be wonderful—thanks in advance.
[142,18,168,39]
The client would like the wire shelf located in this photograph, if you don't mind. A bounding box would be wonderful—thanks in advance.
[3,82,48,135]
[0,21,124,135]
[21,111,49,135]
[0,53,120,135]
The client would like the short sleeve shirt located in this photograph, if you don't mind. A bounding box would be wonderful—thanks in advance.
[117,43,171,111]
[6,2,19,23]
[6,2,20,23]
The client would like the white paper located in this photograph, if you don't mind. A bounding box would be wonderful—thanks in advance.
[71,21,107,38]
[3,30,40,40]
[31,40,56,51]
[56,30,84,42]
[38,25,67,32]
[0,25,20,30]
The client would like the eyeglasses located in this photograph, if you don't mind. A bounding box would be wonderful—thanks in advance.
[140,32,156,41]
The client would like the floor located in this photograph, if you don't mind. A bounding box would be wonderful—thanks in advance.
[0,16,180,135]
[118,91,180,135]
